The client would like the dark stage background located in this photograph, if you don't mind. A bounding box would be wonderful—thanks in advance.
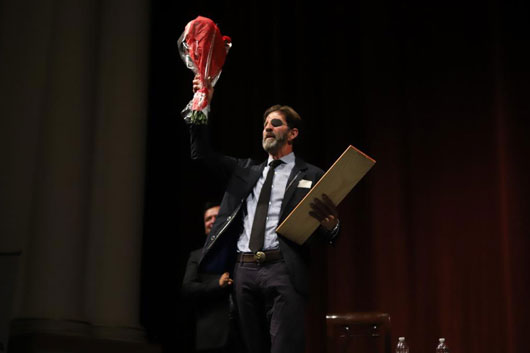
[141,1,530,353]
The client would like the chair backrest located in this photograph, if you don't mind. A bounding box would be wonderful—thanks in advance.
[326,312,392,353]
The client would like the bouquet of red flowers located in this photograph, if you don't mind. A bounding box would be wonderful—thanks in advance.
[178,16,232,124]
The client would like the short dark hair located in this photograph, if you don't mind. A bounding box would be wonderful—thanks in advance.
[203,201,220,215]
[263,105,303,131]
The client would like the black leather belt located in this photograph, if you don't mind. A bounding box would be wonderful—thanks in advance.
[237,250,282,264]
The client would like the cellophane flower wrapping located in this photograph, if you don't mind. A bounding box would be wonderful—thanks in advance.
[178,16,232,124]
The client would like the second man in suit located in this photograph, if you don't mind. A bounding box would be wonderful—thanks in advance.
[182,202,243,353]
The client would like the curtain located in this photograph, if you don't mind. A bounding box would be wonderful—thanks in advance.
[144,1,530,353]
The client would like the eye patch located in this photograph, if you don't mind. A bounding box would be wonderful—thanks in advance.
[270,118,284,127]
[264,119,283,127]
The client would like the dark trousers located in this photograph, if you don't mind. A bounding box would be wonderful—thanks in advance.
[234,260,306,353]
[196,300,245,353]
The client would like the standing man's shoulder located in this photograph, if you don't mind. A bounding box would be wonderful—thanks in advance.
[307,161,324,174]
[236,156,263,169]
[297,157,325,178]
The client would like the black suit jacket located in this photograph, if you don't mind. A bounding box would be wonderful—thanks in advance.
[181,248,231,350]
[189,124,338,296]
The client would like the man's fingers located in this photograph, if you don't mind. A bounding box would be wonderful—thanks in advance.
[193,81,201,93]
[219,272,233,287]
[309,210,324,222]
[311,197,332,217]
[310,195,339,231]
[320,194,339,217]
[309,201,324,218]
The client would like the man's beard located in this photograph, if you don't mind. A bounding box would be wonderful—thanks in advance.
[262,131,287,154]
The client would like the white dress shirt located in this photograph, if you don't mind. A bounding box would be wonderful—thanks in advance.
[237,152,296,252]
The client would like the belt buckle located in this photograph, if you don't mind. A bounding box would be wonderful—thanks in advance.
[254,251,266,264]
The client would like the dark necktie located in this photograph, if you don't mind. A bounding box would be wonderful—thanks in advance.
[249,159,283,252]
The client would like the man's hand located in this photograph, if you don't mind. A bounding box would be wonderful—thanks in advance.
[218,272,233,288]
[193,74,214,104]
[309,194,339,231]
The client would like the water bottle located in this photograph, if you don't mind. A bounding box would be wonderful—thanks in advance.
[436,338,449,353]
[395,337,409,353]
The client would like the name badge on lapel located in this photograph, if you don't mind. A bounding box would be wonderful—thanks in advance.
[297,179,312,188]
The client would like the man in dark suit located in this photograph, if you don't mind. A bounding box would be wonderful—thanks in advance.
[182,202,242,353]
[187,77,340,353]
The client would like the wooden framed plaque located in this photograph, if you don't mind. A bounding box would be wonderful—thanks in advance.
[276,145,376,244]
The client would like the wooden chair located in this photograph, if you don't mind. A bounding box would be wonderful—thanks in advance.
[326,312,391,353]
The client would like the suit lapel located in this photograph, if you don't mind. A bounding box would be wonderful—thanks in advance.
[240,161,266,198]
[280,157,308,219]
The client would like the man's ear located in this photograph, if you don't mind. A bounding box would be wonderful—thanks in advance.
[288,128,299,143]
